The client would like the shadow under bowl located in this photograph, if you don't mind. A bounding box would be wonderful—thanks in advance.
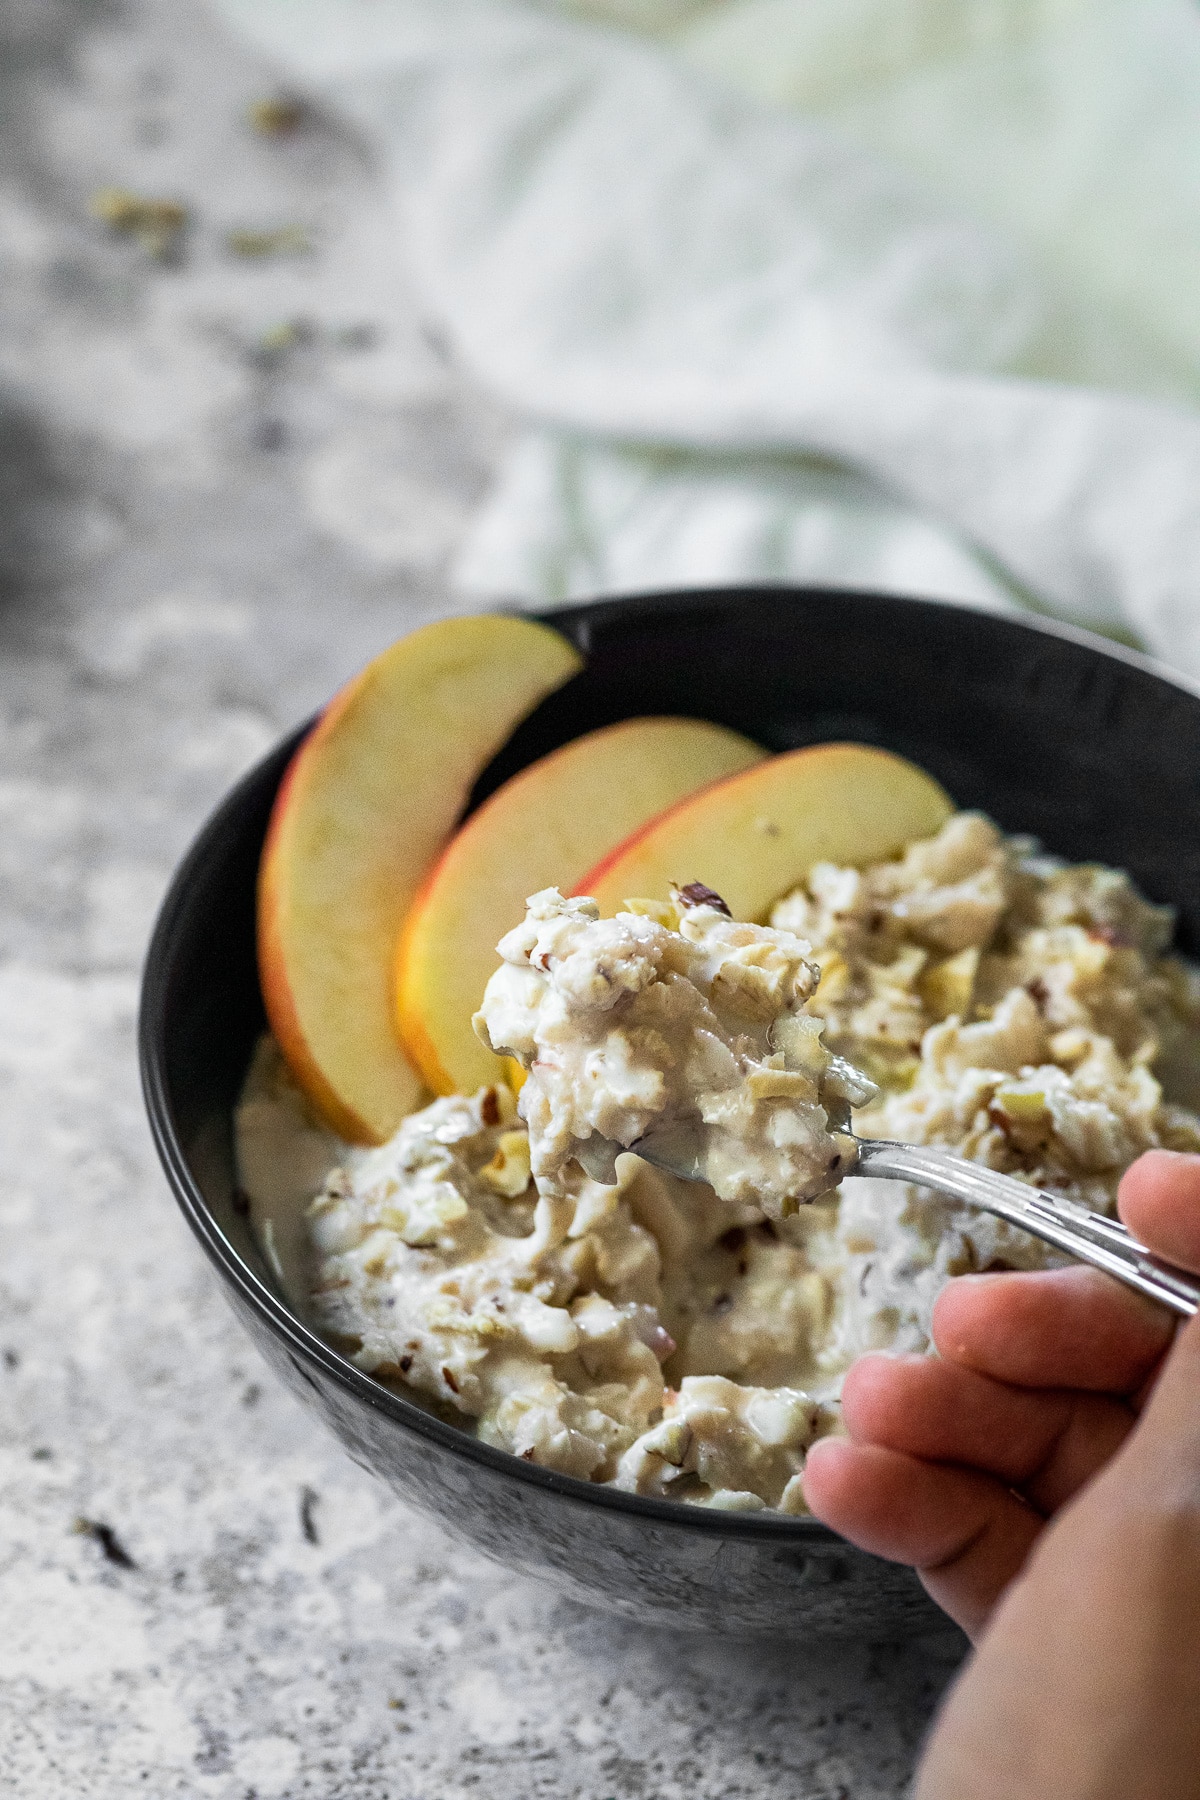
[139,585,1200,1639]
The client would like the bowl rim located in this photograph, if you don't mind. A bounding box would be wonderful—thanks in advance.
[138,582,1200,1546]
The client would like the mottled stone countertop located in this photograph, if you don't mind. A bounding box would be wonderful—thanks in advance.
[0,2,964,1792]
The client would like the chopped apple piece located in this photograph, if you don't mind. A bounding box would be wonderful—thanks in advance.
[395,717,766,1095]
[258,614,583,1143]
[919,946,981,1022]
[577,743,954,923]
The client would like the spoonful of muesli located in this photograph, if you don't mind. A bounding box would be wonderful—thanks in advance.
[475,885,1199,1318]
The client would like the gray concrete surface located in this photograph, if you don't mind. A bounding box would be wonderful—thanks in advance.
[0,2,966,1792]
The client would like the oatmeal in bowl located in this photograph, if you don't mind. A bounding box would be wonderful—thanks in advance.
[142,588,1200,1636]
[236,809,1200,1516]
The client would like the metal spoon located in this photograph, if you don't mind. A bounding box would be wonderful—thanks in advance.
[623,1129,1200,1318]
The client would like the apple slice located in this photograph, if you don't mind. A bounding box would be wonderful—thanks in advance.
[258,613,583,1143]
[576,743,954,922]
[396,717,766,1095]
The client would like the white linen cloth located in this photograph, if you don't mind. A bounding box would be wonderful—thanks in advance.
[217,0,1200,669]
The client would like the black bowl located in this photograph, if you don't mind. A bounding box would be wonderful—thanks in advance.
[140,586,1200,1639]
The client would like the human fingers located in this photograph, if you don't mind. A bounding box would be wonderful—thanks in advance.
[840,1353,1135,1514]
[801,1437,1042,1640]
[913,1310,1200,1799]
[1116,1305,1200,1488]
[1118,1149,1200,1274]
[931,1265,1173,1392]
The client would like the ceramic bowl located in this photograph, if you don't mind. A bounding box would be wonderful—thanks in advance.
[140,586,1200,1638]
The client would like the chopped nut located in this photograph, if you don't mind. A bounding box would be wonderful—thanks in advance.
[1088,923,1132,949]
[674,881,732,916]
[227,224,313,259]
[248,94,309,136]
[91,187,188,260]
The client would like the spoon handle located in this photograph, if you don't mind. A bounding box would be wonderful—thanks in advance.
[854,1139,1199,1318]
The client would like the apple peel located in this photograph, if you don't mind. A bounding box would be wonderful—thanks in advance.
[258,613,584,1143]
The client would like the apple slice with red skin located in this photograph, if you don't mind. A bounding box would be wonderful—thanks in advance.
[395,716,766,1095]
[258,613,583,1144]
[575,742,954,922]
